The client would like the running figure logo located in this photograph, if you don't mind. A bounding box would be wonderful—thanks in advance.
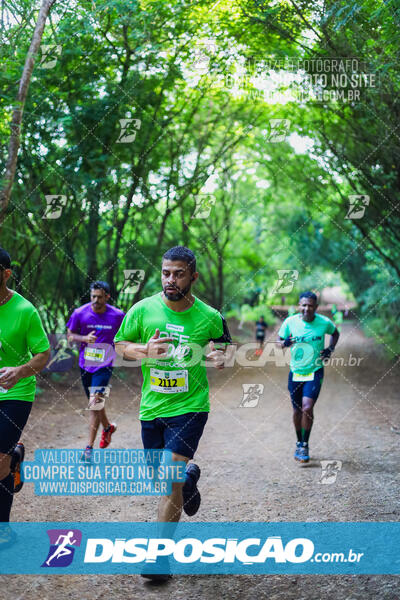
[42,529,82,567]
[87,385,111,411]
[40,44,62,69]
[191,194,216,219]
[319,460,342,484]
[44,335,75,372]
[267,119,291,143]
[120,269,145,294]
[271,269,298,295]
[43,195,67,219]
[116,118,142,143]
[191,40,217,74]
[345,195,370,219]
[240,384,264,407]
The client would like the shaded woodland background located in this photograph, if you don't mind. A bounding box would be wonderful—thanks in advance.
[0,0,399,357]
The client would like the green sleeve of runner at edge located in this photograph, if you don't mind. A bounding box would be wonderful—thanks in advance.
[0,292,50,402]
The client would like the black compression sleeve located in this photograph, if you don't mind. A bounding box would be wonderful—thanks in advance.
[210,315,232,344]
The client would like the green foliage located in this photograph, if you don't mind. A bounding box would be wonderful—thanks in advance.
[226,303,276,326]
[0,0,398,357]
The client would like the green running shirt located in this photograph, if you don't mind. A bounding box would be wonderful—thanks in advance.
[0,292,50,402]
[114,293,228,420]
[278,313,336,374]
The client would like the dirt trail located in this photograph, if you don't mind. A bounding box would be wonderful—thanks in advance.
[2,322,400,599]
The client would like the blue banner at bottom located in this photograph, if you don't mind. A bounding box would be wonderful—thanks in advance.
[0,522,399,574]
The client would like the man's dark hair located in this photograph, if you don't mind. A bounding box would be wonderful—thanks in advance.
[0,247,11,270]
[90,281,110,294]
[162,246,197,274]
[299,291,318,303]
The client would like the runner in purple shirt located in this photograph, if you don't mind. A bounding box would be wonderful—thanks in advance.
[67,281,124,461]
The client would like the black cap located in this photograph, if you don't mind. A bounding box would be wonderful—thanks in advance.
[0,248,11,269]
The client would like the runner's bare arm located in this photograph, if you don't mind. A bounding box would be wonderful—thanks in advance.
[67,328,96,344]
[115,329,173,360]
[115,341,149,360]
[0,348,51,389]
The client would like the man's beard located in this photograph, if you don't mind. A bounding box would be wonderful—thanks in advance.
[163,283,191,301]
[302,313,314,321]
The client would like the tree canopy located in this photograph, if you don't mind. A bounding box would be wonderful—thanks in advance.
[1,0,399,355]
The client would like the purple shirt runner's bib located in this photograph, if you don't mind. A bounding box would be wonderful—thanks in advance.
[67,303,125,373]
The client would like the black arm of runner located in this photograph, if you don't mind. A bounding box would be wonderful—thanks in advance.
[319,329,340,362]
[320,328,340,359]
[329,328,340,350]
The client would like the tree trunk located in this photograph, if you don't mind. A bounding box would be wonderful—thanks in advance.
[85,192,101,290]
[0,0,56,226]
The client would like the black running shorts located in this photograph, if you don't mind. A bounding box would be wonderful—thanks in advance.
[0,400,32,455]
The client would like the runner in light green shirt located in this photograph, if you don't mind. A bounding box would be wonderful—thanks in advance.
[277,291,339,464]
[115,246,231,545]
[0,247,50,529]
[278,312,336,375]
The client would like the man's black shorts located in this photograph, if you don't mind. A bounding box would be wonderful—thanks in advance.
[0,400,32,455]
[288,367,324,410]
[141,412,208,459]
[80,366,113,399]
